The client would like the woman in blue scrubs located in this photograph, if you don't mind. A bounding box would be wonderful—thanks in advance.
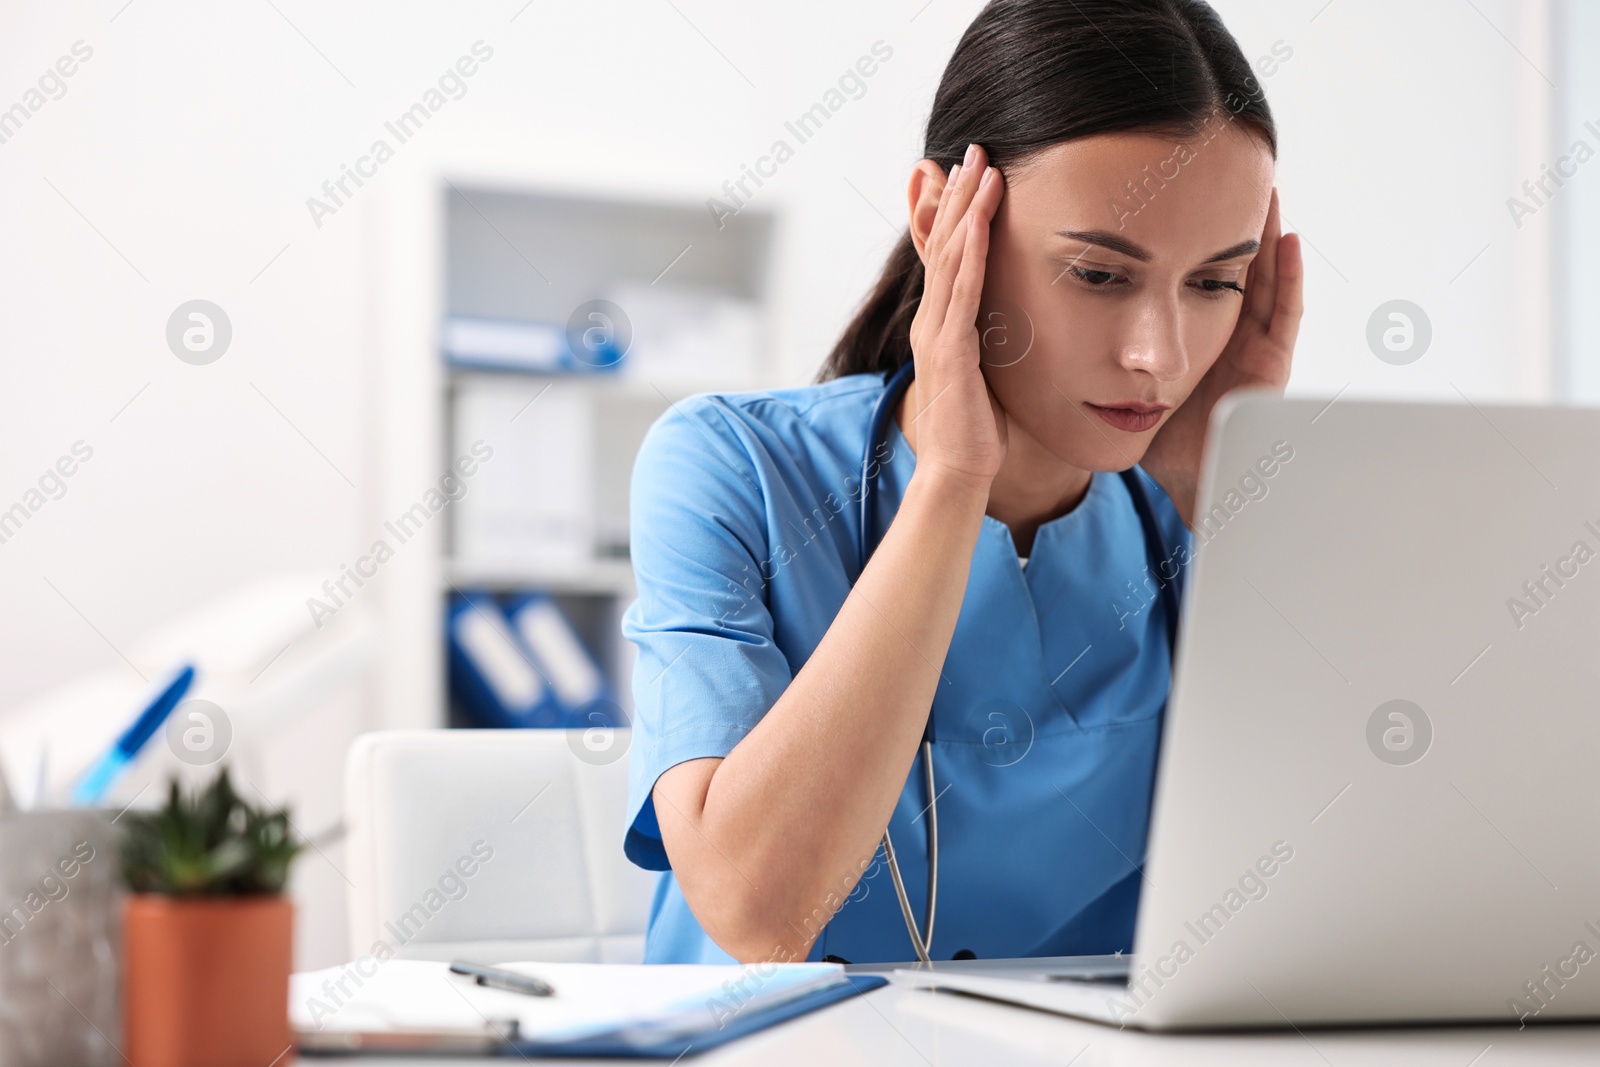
[622,0,1303,965]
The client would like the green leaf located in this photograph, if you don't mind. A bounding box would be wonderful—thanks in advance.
[117,765,305,897]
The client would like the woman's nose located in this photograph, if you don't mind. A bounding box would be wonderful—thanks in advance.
[1116,297,1191,383]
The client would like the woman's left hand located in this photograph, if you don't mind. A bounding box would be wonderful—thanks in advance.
[1141,186,1303,527]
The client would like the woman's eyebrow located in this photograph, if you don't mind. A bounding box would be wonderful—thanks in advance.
[1056,229,1260,265]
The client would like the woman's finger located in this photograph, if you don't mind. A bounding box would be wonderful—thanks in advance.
[1244,187,1281,329]
[926,144,988,275]
[942,168,999,337]
[920,162,961,279]
[920,193,970,331]
[1267,231,1304,355]
[917,164,964,332]
[969,160,1005,225]
[926,161,961,260]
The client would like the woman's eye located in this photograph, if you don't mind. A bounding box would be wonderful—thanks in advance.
[1061,266,1246,299]
[1066,267,1122,288]
[1194,278,1246,299]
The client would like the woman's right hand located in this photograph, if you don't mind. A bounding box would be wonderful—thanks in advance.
[905,142,1008,490]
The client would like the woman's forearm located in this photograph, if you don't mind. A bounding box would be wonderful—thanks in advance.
[652,466,989,962]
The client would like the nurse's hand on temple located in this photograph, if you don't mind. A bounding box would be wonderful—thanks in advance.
[905,142,1008,493]
[1141,186,1303,529]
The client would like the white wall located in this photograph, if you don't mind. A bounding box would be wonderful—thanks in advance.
[1555,0,1600,402]
[0,0,1546,770]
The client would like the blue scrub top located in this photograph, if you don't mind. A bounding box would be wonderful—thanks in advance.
[620,372,1192,964]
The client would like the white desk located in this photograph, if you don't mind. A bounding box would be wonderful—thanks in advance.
[324,972,1600,1065]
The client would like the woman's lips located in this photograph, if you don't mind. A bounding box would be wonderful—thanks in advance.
[1086,402,1167,433]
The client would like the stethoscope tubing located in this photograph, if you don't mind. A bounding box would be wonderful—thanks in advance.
[856,358,1179,964]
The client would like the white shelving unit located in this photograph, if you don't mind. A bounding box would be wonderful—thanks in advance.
[365,144,778,731]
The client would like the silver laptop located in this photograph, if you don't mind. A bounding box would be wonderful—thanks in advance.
[896,389,1600,1030]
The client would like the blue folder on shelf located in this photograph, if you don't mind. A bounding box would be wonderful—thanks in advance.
[447,593,568,728]
[505,593,625,729]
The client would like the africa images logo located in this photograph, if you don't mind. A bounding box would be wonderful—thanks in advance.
[1365,699,1432,767]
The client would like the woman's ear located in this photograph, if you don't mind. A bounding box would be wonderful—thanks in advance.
[907,158,949,266]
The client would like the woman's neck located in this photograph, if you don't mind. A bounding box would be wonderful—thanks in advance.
[893,389,1093,557]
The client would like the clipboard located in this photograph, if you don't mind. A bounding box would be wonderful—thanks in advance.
[292,961,886,1058]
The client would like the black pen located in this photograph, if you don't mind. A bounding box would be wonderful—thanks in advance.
[449,960,556,997]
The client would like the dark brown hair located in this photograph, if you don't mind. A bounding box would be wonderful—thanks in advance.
[817,0,1278,382]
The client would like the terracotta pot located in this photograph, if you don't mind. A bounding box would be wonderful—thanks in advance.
[123,894,294,1067]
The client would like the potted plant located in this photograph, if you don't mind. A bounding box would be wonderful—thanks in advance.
[119,767,303,1067]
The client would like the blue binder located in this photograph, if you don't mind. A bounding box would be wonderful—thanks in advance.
[505,593,625,729]
[447,593,567,728]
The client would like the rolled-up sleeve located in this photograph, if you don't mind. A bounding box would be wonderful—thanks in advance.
[621,396,794,871]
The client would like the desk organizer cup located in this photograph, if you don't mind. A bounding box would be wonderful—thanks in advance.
[0,807,122,1067]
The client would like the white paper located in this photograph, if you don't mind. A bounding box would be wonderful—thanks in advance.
[291,959,843,1043]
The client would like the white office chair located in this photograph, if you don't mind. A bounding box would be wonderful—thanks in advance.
[343,729,657,964]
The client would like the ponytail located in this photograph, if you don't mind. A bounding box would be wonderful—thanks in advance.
[817,232,923,382]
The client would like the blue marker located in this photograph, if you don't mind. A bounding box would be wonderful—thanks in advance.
[71,664,196,806]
